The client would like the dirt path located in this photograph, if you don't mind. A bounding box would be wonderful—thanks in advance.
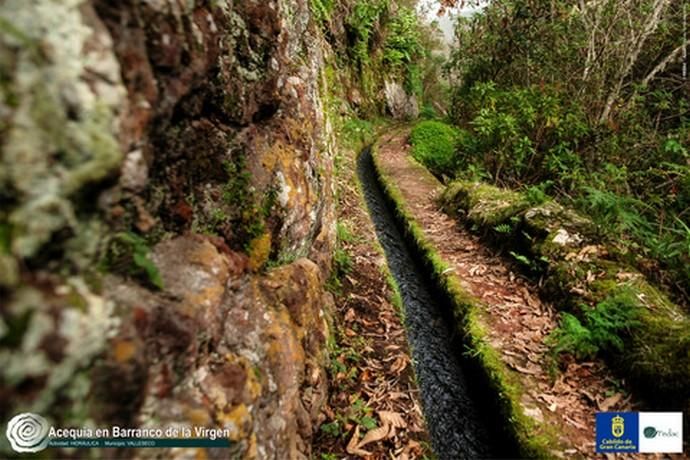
[375,130,639,458]
[312,138,431,459]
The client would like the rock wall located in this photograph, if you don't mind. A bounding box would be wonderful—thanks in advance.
[0,0,335,458]
[384,80,419,120]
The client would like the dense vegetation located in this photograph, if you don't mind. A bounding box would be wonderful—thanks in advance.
[410,120,460,175]
[314,0,690,397]
[421,0,690,307]
[314,0,447,116]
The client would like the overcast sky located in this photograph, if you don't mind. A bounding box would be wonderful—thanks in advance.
[417,0,488,44]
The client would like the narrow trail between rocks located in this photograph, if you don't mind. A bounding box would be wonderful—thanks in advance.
[358,147,511,459]
[368,130,640,458]
[314,139,431,459]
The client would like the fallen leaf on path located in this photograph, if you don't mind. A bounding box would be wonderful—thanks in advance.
[581,389,597,404]
[523,406,544,422]
[399,439,422,460]
[345,275,359,286]
[389,355,408,374]
[379,410,406,429]
[346,425,371,457]
[598,393,623,411]
[357,425,390,449]
[508,362,541,375]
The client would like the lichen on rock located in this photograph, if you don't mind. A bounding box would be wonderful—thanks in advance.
[1,0,337,458]
[0,0,126,259]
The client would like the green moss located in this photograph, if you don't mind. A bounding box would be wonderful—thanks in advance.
[590,275,690,395]
[384,270,403,316]
[442,180,530,226]
[205,155,268,251]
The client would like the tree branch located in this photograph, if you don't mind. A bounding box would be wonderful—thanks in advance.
[642,39,690,86]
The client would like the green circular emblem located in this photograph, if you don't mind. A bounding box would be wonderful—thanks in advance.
[643,426,657,438]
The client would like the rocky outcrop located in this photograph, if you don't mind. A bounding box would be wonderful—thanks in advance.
[0,0,335,458]
[384,80,419,120]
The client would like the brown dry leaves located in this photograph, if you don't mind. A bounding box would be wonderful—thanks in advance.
[347,410,415,457]
[313,139,429,459]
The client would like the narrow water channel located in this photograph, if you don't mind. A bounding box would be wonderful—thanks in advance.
[357,147,513,459]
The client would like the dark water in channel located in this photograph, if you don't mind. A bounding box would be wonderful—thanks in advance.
[356,148,516,459]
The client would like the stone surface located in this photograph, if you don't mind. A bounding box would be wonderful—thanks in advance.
[384,80,419,120]
[0,1,336,458]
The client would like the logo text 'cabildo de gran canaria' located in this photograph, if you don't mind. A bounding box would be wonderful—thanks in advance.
[6,413,50,453]
[596,412,639,453]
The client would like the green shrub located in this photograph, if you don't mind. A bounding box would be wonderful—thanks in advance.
[410,120,460,176]
[383,7,424,96]
[549,290,641,360]
[577,186,651,239]
[524,181,552,205]
[458,82,589,186]
[347,0,389,70]
[383,7,423,68]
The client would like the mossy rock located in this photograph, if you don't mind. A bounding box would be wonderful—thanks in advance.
[441,180,530,226]
[443,179,690,402]
[591,274,690,397]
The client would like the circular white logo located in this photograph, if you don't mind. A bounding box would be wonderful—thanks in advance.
[6,413,49,452]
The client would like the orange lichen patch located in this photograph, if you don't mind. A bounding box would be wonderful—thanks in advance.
[194,448,208,460]
[188,238,229,270]
[185,407,212,427]
[264,307,305,395]
[260,140,290,171]
[113,339,137,363]
[246,433,258,459]
[261,259,323,342]
[217,403,251,442]
[225,353,262,400]
[258,139,313,209]
[247,231,272,272]
[185,287,226,313]
[259,139,298,185]
[175,238,230,312]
